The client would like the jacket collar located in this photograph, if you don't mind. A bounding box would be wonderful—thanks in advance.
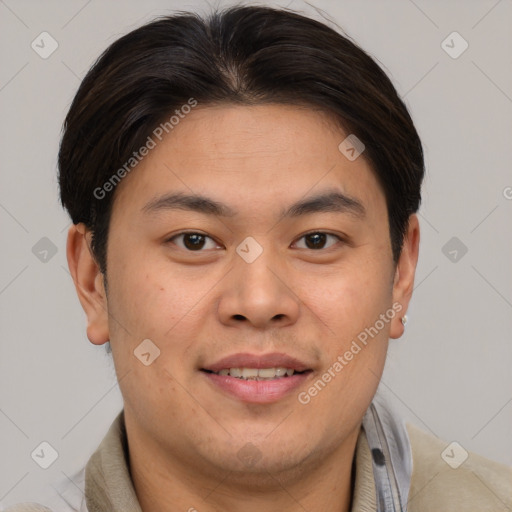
[85,411,142,512]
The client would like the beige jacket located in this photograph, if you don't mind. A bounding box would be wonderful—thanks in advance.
[7,411,512,511]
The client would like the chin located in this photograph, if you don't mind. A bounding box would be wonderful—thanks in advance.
[202,440,316,482]
[210,455,312,491]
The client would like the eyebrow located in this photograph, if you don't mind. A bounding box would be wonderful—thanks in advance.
[142,189,366,220]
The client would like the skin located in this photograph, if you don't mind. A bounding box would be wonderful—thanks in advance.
[67,104,420,512]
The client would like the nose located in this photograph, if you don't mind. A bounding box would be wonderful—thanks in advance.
[217,245,301,330]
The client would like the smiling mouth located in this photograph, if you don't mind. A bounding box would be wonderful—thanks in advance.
[201,367,310,380]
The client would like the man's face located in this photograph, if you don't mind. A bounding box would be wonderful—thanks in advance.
[82,104,413,479]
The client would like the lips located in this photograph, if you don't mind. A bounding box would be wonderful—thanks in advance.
[200,352,313,404]
[202,352,311,373]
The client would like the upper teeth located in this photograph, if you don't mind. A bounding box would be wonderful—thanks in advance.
[216,367,295,379]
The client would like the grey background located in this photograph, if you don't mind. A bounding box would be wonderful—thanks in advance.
[1,0,511,506]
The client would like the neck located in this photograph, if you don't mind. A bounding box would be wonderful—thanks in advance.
[126,418,360,512]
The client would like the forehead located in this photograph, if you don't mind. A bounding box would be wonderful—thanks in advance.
[112,104,385,221]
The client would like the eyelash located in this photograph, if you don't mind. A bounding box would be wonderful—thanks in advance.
[166,231,345,252]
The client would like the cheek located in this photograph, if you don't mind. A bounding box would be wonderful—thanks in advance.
[105,264,203,419]
[303,260,392,342]
[106,250,218,373]
[107,245,185,328]
[299,268,391,424]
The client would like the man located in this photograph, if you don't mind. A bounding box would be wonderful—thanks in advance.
[9,4,511,511]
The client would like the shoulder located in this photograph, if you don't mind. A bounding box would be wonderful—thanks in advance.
[406,422,512,511]
[3,468,86,512]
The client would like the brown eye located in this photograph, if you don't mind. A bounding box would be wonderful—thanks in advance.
[294,232,341,250]
[169,232,219,251]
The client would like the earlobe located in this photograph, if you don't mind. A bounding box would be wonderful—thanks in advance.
[390,214,420,339]
[66,223,110,345]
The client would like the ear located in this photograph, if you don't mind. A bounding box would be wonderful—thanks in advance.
[66,223,110,345]
[389,214,420,339]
